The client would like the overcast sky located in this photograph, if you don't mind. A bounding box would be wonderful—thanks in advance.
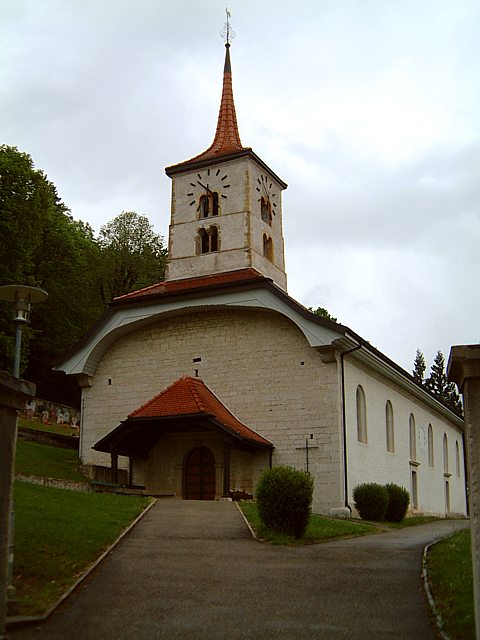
[2,0,479,375]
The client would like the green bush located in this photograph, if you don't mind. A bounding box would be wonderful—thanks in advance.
[385,483,410,522]
[256,466,314,538]
[353,483,389,521]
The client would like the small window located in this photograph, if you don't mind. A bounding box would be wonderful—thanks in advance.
[198,192,220,218]
[263,234,273,261]
[443,434,449,473]
[210,225,218,252]
[411,469,418,509]
[386,401,394,452]
[455,441,460,477]
[409,414,416,462]
[261,197,272,225]
[356,385,367,444]
[197,226,219,254]
[428,424,434,467]
[199,228,209,254]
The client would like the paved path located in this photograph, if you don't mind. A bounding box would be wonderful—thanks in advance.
[9,501,468,640]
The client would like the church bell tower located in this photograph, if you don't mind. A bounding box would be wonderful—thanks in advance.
[165,27,288,292]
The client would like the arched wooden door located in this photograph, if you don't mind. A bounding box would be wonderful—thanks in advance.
[184,447,216,500]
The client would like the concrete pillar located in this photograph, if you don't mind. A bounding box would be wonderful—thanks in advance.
[447,344,480,640]
[0,372,35,639]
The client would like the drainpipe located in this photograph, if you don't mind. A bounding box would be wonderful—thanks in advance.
[340,343,362,511]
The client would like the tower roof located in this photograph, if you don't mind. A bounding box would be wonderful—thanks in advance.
[166,43,251,175]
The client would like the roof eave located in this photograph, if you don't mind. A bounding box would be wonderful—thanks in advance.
[165,148,288,190]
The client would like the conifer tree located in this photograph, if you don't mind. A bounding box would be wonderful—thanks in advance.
[425,350,449,398]
[425,350,463,417]
[412,349,426,384]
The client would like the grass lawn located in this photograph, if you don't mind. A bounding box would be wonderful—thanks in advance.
[15,439,87,482]
[427,528,474,639]
[239,501,380,544]
[18,415,79,437]
[12,480,153,615]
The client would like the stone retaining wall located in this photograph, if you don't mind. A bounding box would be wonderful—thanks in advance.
[18,427,79,450]
[15,474,91,493]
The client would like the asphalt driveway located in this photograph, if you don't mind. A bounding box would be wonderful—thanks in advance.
[8,500,468,640]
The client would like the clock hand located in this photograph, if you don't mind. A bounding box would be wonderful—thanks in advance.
[197,180,210,192]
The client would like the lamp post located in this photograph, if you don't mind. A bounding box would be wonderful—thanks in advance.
[0,285,48,378]
[0,285,47,639]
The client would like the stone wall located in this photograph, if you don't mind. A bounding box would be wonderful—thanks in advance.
[18,427,78,450]
[79,307,343,513]
[166,157,287,291]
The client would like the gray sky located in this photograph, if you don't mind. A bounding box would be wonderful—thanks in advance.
[2,0,479,374]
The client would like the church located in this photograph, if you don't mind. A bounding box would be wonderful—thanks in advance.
[55,39,466,517]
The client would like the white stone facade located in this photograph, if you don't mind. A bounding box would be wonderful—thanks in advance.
[344,358,466,516]
[78,307,344,512]
[72,299,466,516]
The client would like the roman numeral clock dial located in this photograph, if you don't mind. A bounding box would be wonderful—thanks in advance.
[187,168,229,217]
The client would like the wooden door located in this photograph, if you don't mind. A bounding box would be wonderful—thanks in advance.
[184,447,215,500]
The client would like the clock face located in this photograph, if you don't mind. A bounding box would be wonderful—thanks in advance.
[187,168,230,215]
[256,173,277,217]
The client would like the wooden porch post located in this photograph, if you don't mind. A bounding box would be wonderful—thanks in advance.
[223,449,231,497]
[110,452,118,484]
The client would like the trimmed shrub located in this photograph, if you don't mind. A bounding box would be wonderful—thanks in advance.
[353,483,389,521]
[256,466,314,538]
[385,483,410,522]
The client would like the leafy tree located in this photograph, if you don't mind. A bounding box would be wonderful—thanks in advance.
[0,146,104,401]
[412,349,426,384]
[309,306,338,323]
[98,211,167,303]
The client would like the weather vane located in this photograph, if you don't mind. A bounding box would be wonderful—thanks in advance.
[220,7,235,44]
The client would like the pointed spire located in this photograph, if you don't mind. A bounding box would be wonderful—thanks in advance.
[184,42,247,164]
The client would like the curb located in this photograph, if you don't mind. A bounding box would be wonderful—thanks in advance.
[7,498,157,629]
[235,502,262,541]
[421,539,449,640]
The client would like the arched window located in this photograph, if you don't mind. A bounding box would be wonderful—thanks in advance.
[263,234,273,261]
[209,225,218,252]
[197,226,219,254]
[409,414,416,461]
[261,197,272,225]
[199,228,209,254]
[199,192,219,218]
[455,441,460,477]
[200,194,209,218]
[428,424,434,467]
[386,401,394,452]
[356,385,367,444]
[443,434,449,473]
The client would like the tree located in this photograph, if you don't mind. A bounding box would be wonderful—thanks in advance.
[98,211,167,303]
[309,306,338,323]
[412,349,426,384]
[0,146,104,401]
[425,350,463,417]
[425,351,449,398]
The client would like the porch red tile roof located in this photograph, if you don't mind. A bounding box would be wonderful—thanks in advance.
[129,376,272,448]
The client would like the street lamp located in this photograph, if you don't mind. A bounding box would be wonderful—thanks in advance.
[0,285,47,636]
[0,285,48,378]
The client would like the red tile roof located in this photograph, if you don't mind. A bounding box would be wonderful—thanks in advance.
[112,268,266,303]
[129,376,272,448]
